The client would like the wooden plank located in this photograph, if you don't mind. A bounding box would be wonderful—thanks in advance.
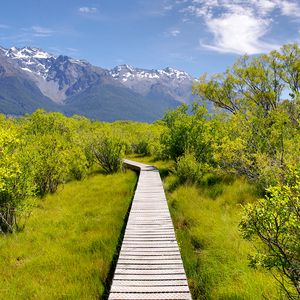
[117,258,183,264]
[115,265,185,272]
[110,285,190,293]
[109,293,192,300]
[114,268,186,275]
[119,251,181,256]
[113,274,187,280]
[118,255,182,260]
[111,279,188,286]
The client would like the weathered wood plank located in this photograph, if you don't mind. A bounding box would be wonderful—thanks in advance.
[110,285,190,293]
[111,279,188,286]
[114,268,186,275]
[113,274,187,280]
[109,293,192,300]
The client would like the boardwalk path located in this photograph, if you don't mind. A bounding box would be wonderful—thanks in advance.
[108,159,192,300]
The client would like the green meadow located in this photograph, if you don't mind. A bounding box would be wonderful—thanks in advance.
[0,170,137,299]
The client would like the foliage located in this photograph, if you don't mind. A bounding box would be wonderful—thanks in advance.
[0,126,34,233]
[240,168,300,298]
[29,134,72,196]
[161,104,214,165]
[192,44,300,191]
[174,153,203,184]
[92,134,125,174]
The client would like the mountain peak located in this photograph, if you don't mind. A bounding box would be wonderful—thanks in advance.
[5,46,54,60]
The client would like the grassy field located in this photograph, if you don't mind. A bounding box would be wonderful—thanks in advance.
[0,170,137,300]
[167,179,282,300]
[130,156,282,299]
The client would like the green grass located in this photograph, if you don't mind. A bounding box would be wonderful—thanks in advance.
[129,156,283,299]
[0,170,137,300]
[167,178,283,299]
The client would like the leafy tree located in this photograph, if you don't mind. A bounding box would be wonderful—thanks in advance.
[240,168,300,299]
[161,104,213,164]
[193,44,300,189]
[0,127,34,232]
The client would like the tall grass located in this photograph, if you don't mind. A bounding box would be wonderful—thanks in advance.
[166,176,283,299]
[0,170,137,299]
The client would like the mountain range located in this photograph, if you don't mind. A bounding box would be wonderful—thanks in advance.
[0,46,197,122]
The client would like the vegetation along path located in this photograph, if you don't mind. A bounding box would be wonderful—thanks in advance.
[109,159,192,299]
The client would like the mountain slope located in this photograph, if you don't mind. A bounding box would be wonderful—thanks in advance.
[0,46,196,121]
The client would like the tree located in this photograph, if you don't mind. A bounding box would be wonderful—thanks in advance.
[192,44,300,189]
[240,168,300,299]
[161,104,214,164]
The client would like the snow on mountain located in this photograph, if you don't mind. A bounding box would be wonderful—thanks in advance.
[109,64,195,102]
[0,46,196,106]
[1,46,105,103]
[110,64,193,82]
[4,46,54,79]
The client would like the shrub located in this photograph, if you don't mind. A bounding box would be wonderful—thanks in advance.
[175,153,203,184]
[240,168,300,299]
[0,129,35,232]
[92,136,124,174]
[132,140,151,156]
[68,146,88,180]
[30,134,71,196]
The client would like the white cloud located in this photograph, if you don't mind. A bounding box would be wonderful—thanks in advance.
[181,0,299,54]
[278,0,300,18]
[163,5,173,10]
[31,26,54,37]
[170,30,181,37]
[78,7,98,14]
[202,13,278,54]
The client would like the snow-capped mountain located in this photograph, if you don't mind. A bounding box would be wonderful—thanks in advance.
[110,64,194,103]
[4,46,54,77]
[0,46,197,121]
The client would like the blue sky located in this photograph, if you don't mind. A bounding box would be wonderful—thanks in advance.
[0,0,300,77]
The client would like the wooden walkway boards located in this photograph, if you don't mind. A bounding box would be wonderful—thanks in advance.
[108,159,192,300]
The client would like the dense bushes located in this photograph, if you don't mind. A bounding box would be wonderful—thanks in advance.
[0,111,164,233]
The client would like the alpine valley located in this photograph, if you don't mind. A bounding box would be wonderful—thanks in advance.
[0,46,197,122]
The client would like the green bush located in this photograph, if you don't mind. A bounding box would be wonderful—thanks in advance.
[175,153,203,184]
[240,168,300,298]
[0,128,35,232]
[92,135,124,174]
[132,140,151,156]
[27,134,72,197]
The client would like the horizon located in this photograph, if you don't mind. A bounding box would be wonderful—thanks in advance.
[1,0,300,78]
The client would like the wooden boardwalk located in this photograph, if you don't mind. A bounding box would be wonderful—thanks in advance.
[108,159,192,300]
